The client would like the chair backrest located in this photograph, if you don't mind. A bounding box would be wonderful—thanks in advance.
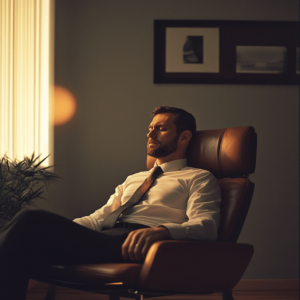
[147,126,257,243]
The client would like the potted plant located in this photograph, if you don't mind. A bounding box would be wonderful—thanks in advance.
[0,153,60,229]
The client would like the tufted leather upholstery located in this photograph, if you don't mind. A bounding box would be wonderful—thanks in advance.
[34,126,257,300]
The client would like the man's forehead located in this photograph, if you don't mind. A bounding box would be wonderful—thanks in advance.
[149,113,176,126]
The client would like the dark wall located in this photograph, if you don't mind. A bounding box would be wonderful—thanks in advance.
[38,0,299,279]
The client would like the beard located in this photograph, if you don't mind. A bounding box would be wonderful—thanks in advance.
[147,134,179,158]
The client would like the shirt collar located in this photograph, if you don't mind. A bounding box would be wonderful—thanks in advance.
[154,158,187,172]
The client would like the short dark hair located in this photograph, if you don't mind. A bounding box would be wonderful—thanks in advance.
[151,106,197,140]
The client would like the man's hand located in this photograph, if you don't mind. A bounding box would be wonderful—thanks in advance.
[122,226,171,261]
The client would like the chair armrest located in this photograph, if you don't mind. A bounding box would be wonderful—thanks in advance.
[139,240,254,294]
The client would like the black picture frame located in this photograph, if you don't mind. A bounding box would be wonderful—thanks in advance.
[154,20,299,84]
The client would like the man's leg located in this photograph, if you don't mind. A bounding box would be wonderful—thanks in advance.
[0,209,131,300]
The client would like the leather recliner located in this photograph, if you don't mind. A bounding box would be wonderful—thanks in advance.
[32,126,257,300]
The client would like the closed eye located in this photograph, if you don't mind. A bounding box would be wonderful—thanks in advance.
[148,124,169,131]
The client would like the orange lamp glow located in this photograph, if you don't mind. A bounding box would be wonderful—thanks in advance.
[53,86,77,125]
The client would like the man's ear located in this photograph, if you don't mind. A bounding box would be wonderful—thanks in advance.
[179,130,192,145]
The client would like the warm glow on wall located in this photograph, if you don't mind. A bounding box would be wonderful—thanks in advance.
[53,86,77,125]
[0,0,54,166]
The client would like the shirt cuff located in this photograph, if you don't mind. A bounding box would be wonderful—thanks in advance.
[159,223,186,240]
[73,217,97,231]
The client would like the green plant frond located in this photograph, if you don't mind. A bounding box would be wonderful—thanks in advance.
[0,153,60,228]
[29,152,37,165]
[5,159,10,172]
[33,154,49,169]
[35,165,51,171]
[25,152,41,167]
[20,187,32,198]
[23,170,36,177]
[24,187,44,201]
[15,160,24,168]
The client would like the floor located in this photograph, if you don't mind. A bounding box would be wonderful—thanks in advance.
[26,283,299,300]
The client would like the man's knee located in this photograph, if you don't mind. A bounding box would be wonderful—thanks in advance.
[14,208,44,221]
[0,210,48,251]
[10,209,48,231]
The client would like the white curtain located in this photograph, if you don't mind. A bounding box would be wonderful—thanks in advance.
[0,0,54,166]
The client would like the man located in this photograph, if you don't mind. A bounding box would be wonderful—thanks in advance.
[0,106,221,299]
[73,106,221,261]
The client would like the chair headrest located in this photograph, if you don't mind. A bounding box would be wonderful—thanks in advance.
[147,126,257,178]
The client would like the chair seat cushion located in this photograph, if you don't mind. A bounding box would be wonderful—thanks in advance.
[36,263,142,286]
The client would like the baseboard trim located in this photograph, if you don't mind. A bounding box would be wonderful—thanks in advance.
[233,279,299,291]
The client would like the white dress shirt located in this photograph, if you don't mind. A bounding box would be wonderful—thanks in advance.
[73,158,221,240]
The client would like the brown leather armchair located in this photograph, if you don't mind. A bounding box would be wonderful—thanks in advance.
[32,126,257,300]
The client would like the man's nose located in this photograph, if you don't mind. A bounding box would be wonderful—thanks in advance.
[147,129,156,139]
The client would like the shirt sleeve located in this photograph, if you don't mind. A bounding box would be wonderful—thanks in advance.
[160,170,221,241]
[73,183,124,232]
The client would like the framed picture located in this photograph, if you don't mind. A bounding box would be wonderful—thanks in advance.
[154,20,299,84]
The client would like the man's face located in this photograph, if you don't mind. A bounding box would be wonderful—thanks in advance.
[147,113,179,158]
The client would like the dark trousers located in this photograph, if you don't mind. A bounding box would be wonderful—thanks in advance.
[0,209,142,300]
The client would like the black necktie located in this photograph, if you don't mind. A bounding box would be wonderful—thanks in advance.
[101,166,163,231]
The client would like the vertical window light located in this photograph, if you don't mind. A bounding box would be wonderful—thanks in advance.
[0,0,54,166]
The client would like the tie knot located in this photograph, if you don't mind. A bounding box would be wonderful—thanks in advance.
[152,166,163,179]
